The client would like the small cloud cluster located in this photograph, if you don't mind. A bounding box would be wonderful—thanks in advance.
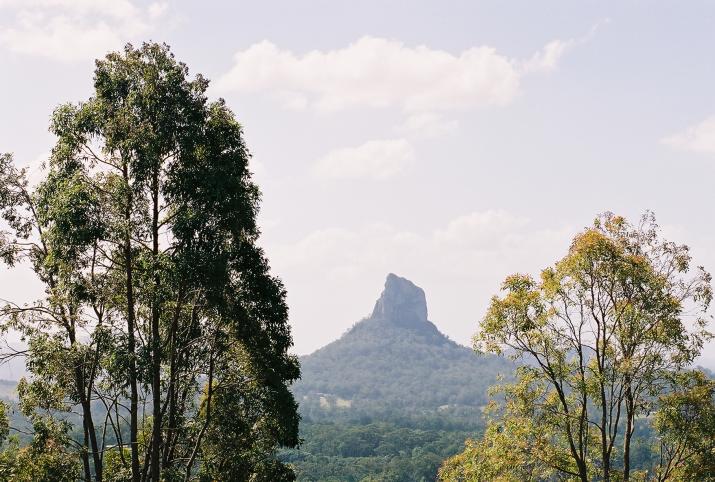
[521,39,572,73]
[662,116,715,155]
[0,0,168,62]
[269,210,573,281]
[313,138,415,181]
[397,113,459,139]
[434,210,530,248]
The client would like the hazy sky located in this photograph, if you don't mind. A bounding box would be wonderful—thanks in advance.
[1,1,714,374]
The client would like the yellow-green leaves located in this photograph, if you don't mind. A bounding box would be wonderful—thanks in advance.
[452,213,713,481]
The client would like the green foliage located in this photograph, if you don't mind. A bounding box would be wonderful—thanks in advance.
[198,344,299,481]
[285,419,474,482]
[443,212,714,481]
[102,447,133,482]
[0,402,8,446]
[0,415,80,481]
[0,41,299,481]
[652,370,715,480]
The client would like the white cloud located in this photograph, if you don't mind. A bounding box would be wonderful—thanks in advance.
[0,0,167,62]
[269,211,573,282]
[662,116,715,154]
[522,39,572,73]
[0,0,140,18]
[434,210,529,248]
[147,2,168,18]
[522,19,609,74]
[216,36,574,113]
[397,112,459,139]
[313,138,415,180]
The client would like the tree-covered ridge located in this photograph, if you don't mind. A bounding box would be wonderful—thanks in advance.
[293,274,514,413]
[288,274,514,481]
[296,318,511,411]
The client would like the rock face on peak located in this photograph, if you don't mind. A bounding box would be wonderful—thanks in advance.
[370,273,428,326]
[293,274,513,415]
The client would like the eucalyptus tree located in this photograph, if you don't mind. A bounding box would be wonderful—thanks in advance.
[0,42,299,481]
[441,213,713,481]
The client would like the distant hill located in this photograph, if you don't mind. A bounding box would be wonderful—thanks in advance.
[286,274,514,481]
[293,273,513,419]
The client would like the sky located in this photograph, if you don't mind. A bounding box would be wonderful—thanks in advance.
[1,0,714,376]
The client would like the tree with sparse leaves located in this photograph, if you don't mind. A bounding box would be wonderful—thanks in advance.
[441,213,714,482]
[0,42,299,481]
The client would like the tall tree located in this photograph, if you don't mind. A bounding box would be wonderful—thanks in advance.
[0,42,300,481]
[440,213,713,481]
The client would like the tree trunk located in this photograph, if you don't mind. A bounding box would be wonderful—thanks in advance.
[123,164,140,482]
[69,316,102,481]
[598,365,610,480]
[150,171,162,482]
[184,352,215,481]
[162,290,184,470]
[623,388,635,481]
[81,422,92,482]
[81,395,102,482]
[77,362,101,479]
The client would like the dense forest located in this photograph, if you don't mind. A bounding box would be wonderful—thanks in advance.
[283,421,474,481]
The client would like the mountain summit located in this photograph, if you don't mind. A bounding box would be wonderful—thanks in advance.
[371,273,428,326]
[293,274,513,414]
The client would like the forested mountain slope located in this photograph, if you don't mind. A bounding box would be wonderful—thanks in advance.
[293,274,512,416]
[286,274,514,481]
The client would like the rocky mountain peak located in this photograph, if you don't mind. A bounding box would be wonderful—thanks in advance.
[370,273,428,326]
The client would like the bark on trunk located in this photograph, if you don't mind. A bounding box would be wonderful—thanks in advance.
[150,171,162,482]
[123,164,140,482]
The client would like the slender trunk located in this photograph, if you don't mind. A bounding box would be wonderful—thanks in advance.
[150,170,162,482]
[82,421,92,482]
[184,352,215,481]
[168,301,199,468]
[69,316,102,481]
[601,393,610,481]
[599,315,611,482]
[162,290,184,470]
[623,386,635,481]
[577,343,589,481]
[113,400,127,466]
[43,236,103,479]
[78,376,102,481]
[556,387,588,482]
[123,164,140,482]
[73,356,102,482]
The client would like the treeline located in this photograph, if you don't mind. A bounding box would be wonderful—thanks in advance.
[283,419,475,482]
